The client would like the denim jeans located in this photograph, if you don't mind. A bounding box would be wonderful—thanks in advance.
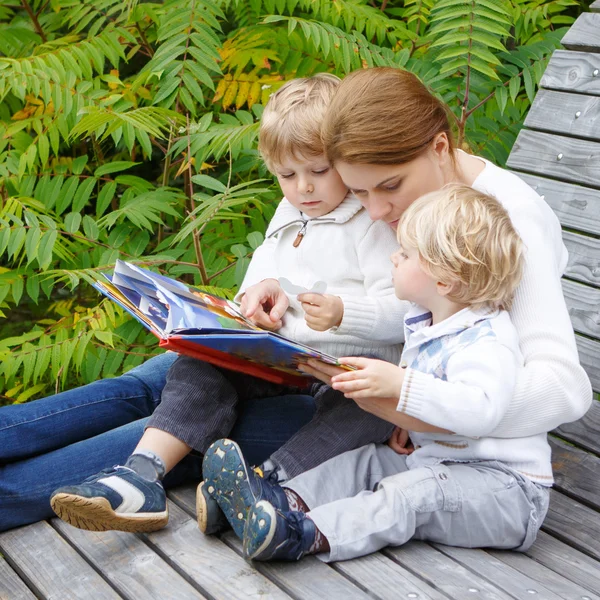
[0,353,316,531]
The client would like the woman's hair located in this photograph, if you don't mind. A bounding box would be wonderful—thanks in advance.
[397,184,524,311]
[258,73,341,172]
[322,67,455,165]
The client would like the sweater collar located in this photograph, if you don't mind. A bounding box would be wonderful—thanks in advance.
[274,193,363,225]
[404,303,499,346]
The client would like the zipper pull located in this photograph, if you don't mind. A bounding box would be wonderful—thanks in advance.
[293,221,308,247]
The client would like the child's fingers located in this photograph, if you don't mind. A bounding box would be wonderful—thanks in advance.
[337,356,372,369]
[298,293,323,306]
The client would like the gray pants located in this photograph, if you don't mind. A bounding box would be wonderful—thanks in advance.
[286,444,550,562]
[148,355,395,478]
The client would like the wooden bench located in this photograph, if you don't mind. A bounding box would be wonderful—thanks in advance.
[1,9,600,599]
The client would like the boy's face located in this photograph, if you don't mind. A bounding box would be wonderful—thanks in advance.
[390,245,438,306]
[273,153,348,217]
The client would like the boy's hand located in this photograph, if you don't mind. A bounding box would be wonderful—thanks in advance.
[298,293,343,331]
[388,427,414,455]
[240,279,289,331]
[330,356,405,399]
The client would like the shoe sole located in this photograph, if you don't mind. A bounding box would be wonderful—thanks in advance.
[196,481,228,535]
[244,500,277,560]
[203,439,256,538]
[50,493,168,533]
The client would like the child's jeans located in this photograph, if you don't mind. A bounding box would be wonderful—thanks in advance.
[285,443,550,562]
[148,355,395,479]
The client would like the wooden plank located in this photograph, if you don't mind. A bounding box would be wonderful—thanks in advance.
[0,556,36,600]
[146,500,291,600]
[511,172,600,236]
[541,50,600,95]
[562,278,600,340]
[555,397,600,453]
[550,436,600,510]
[575,334,600,393]
[433,544,565,600]
[563,231,600,288]
[488,547,600,600]
[524,89,600,142]
[561,13,600,52]
[527,531,600,596]
[0,521,120,600]
[592,0,600,12]
[332,551,448,600]
[385,542,513,600]
[170,486,371,600]
[507,129,600,188]
[52,513,207,600]
[543,489,600,561]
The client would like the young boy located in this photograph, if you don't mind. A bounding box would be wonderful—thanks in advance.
[203,184,552,561]
[50,74,407,534]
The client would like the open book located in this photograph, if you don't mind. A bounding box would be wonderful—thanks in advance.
[93,261,348,386]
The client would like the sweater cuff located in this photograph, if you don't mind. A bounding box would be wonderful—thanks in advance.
[397,368,434,419]
[334,296,378,339]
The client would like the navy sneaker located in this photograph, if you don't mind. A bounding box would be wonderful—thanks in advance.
[50,465,168,533]
[202,439,289,538]
[243,500,316,561]
[196,480,229,534]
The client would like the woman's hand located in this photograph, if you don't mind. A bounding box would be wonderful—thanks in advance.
[239,279,289,331]
[298,293,344,331]
[330,357,405,399]
[388,427,414,455]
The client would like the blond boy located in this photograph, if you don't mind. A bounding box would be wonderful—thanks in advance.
[204,184,552,562]
[50,74,407,535]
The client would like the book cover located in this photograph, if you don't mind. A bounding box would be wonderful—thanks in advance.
[93,261,347,386]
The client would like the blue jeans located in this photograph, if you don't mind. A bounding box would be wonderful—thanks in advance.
[0,353,316,531]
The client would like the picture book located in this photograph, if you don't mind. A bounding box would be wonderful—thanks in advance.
[93,260,349,386]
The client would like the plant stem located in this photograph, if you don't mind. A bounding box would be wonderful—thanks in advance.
[21,0,47,42]
[458,2,475,147]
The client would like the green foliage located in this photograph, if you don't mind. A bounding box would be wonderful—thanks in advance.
[0,0,584,402]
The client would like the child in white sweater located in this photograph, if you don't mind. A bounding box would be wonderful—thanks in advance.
[203,184,552,561]
[50,74,406,535]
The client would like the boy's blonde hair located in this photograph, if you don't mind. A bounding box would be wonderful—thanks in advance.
[259,73,341,172]
[397,184,524,311]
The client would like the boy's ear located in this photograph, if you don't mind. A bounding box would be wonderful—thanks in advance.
[436,279,456,297]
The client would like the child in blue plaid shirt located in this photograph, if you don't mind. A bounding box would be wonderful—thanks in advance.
[203,183,553,562]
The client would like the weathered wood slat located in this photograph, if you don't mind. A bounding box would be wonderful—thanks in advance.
[433,544,564,600]
[555,396,600,452]
[512,172,600,236]
[0,521,120,600]
[0,556,37,600]
[550,436,600,510]
[385,542,513,600]
[563,231,600,288]
[332,552,448,600]
[507,129,600,189]
[524,89,600,141]
[155,496,291,600]
[170,486,370,600]
[561,13,600,52]
[52,513,207,600]
[543,489,600,561]
[527,531,600,596]
[562,279,600,339]
[591,0,600,12]
[575,335,600,393]
[489,547,600,600]
[541,50,600,95]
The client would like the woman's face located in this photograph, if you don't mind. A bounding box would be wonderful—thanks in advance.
[334,140,452,230]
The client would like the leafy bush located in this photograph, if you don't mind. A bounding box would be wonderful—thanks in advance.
[0,0,585,402]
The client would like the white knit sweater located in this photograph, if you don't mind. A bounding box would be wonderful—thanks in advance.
[400,304,553,485]
[402,156,592,438]
[237,195,407,364]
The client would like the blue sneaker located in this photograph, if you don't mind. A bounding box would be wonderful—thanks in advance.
[243,500,316,561]
[50,466,168,533]
[196,480,229,534]
[202,439,289,539]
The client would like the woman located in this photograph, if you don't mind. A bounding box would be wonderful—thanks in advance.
[0,67,591,532]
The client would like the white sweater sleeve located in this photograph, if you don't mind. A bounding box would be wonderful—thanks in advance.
[334,220,408,344]
[398,341,517,437]
[491,215,592,437]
